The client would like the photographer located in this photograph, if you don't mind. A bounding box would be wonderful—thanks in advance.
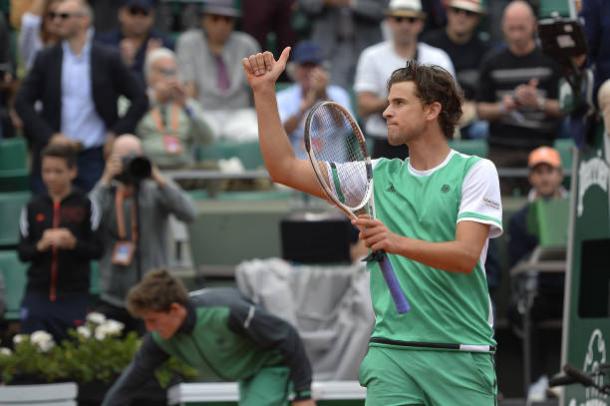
[137,47,213,169]
[90,134,196,332]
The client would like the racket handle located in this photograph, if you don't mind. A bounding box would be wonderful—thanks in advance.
[377,253,411,314]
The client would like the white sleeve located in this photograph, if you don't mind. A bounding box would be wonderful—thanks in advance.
[19,12,43,70]
[457,159,503,238]
[353,48,380,94]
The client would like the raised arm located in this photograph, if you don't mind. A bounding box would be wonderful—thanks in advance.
[242,48,325,199]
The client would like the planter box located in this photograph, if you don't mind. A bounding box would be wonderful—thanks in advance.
[168,381,366,406]
[0,382,77,405]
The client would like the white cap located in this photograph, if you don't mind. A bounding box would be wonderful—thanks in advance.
[385,0,426,18]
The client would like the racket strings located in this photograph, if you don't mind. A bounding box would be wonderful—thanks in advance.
[308,104,371,210]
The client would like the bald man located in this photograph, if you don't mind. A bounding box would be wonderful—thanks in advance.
[476,0,562,187]
[89,134,196,332]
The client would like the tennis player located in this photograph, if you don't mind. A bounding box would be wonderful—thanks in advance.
[243,48,502,405]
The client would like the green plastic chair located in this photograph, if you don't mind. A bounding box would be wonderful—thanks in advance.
[0,250,27,320]
[0,137,28,171]
[527,198,570,248]
[0,138,30,192]
[553,138,575,173]
[0,191,31,247]
[448,139,489,158]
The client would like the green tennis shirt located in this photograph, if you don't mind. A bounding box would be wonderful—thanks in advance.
[337,150,503,350]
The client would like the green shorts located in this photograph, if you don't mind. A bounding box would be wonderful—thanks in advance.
[359,345,497,406]
[239,366,291,406]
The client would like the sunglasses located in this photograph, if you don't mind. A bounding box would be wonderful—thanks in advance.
[449,7,478,17]
[128,6,150,17]
[156,67,177,77]
[47,11,83,20]
[207,14,235,23]
[391,16,419,24]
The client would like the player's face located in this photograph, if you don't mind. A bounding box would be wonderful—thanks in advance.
[383,81,427,145]
[529,164,563,197]
[41,156,76,196]
[140,305,183,339]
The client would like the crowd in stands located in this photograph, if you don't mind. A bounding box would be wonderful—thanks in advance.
[0,0,609,402]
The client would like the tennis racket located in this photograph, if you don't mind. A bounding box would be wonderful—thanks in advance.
[304,101,411,314]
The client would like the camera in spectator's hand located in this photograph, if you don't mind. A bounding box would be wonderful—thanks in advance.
[116,154,152,184]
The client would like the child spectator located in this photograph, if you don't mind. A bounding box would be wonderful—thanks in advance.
[17,143,102,342]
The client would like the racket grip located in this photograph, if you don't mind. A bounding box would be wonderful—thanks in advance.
[378,253,411,314]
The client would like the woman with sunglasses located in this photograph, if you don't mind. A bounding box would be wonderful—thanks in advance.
[18,0,62,72]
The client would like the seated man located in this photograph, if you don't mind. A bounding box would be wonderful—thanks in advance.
[277,41,353,160]
[90,134,196,333]
[507,146,567,403]
[137,47,213,169]
[102,269,316,406]
[176,0,260,142]
[95,0,174,85]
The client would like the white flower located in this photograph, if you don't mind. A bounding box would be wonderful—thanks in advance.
[0,347,12,356]
[76,326,91,339]
[86,312,106,325]
[94,319,124,340]
[30,331,55,352]
[94,326,108,340]
[102,320,124,337]
[13,334,26,345]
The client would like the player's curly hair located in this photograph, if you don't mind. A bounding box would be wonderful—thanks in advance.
[387,60,463,139]
[126,269,189,316]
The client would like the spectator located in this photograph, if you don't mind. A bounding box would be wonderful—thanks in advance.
[15,0,148,194]
[422,0,490,139]
[507,146,567,403]
[580,0,610,140]
[89,135,196,332]
[102,269,315,406]
[298,0,386,89]
[277,41,353,159]
[0,12,15,140]
[242,0,296,60]
[354,0,454,159]
[96,0,174,85]
[17,144,102,342]
[18,0,61,72]
[137,47,213,169]
[176,0,260,142]
[476,1,562,172]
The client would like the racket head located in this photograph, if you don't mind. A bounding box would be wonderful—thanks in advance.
[304,101,374,218]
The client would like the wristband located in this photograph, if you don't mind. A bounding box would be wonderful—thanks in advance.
[293,389,312,401]
[537,96,546,111]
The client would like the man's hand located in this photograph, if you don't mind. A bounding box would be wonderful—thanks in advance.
[119,38,138,67]
[352,215,403,255]
[292,399,317,406]
[101,153,123,185]
[36,229,55,252]
[151,164,166,188]
[54,228,77,250]
[514,78,540,109]
[242,47,291,92]
[104,132,116,160]
[170,81,188,108]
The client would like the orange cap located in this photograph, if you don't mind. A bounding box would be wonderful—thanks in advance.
[528,146,562,169]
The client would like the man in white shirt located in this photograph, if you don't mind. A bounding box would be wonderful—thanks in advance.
[354,0,454,159]
[277,41,353,160]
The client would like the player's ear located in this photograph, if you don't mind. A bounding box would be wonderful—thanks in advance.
[425,101,442,121]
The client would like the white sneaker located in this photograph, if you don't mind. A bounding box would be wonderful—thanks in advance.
[527,375,549,405]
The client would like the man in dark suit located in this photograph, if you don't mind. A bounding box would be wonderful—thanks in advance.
[16,0,148,194]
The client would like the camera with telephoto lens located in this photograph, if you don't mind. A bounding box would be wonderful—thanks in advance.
[116,154,152,184]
